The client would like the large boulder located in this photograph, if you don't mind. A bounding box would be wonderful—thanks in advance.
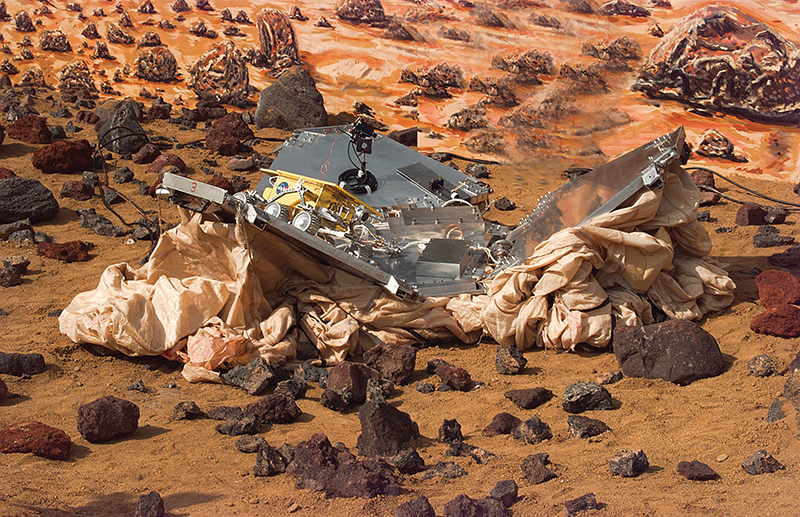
[133,46,179,83]
[256,9,300,70]
[96,101,147,155]
[32,140,94,174]
[187,41,250,105]
[612,320,724,385]
[633,6,800,123]
[0,178,59,223]
[254,66,328,130]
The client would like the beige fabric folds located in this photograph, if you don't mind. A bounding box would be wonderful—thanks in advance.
[59,162,735,378]
[481,163,735,350]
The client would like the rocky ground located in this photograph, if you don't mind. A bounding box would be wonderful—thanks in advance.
[1,1,800,516]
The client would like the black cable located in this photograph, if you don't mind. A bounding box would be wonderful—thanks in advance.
[685,166,800,209]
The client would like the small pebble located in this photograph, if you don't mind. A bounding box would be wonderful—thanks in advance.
[716,454,728,462]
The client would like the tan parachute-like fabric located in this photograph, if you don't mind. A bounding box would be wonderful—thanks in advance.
[59,160,735,381]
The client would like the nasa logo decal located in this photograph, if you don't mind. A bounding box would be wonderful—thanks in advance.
[276,181,290,195]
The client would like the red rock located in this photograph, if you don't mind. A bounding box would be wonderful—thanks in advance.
[0,167,15,180]
[0,421,72,460]
[327,360,381,404]
[206,130,241,155]
[59,180,94,201]
[751,304,800,338]
[0,124,4,146]
[211,112,254,140]
[32,140,94,174]
[435,363,473,391]
[147,103,171,120]
[735,203,767,226]
[6,115,51,144]
[689,169,715,189]
[132,143,161,164]
[768,245,800,268]
[37,241,91,263]
[147,153,185,174]
[482,412,522,437]
[363,343,417,385]
[207,175,234,194]
[756,270,800,309]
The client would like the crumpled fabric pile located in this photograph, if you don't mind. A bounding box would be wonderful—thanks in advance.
[59,161,735,381]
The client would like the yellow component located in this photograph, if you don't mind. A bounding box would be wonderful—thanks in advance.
[259,169,382,225]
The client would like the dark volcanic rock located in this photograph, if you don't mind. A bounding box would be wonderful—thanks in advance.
[609,449,649,477]
[107,23,135,45]
[253,442,289,476]
[135,491,164,517]
[244,393,302,426]
[188,41,250,105]
[389,448,425,474]
[482,412,522,437]
[677,460,718,481]
[581,36,641,62]
[33,140,94,174]
[76,208,127,238]
[741,450,784,475]
[567,415,611,438]
[446,106,488,131]
[513,416,552,444]
[495,343,527,374]
[97,101,146,155]
[363,343,416,385]
[756,270,800,309]
[521,453,557,484]
[82,23,101,40]
[0,421,71,460]
[320,386,353,411]
[215,413,258,436]
[221,357,278,395]
[6,114,51,143]
[438,418,463,444]
[435,363,473,391]
[633,6,800,124]
[0,178,59,224]
[3,256,30,275]
[766,399,786,423]
[562,382,613,413]
[0,351,45,376]
[37,241,91,262]
[422,461,467,480]
[172,401,205,420]
[494,197,516,211]
[492,49,555,83]
[60,180,94,201]
[397,496,435,517]
[443,494,511,517]
[76,395,140,443]
[750,304,800,338]
[274,377,308,400]
[327,360,381,404]
[356,400,420,457]
[0,267,21,287]
[235,435,266,453]
[565,493,600,516]
[747,354,778,378]
[287,433,401,498]
[134,47,179,83]
[254,66,327,130]
[0,378,6,400]
[256,9,299,70]
[490,479,518,508]
[612,320,724,385]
